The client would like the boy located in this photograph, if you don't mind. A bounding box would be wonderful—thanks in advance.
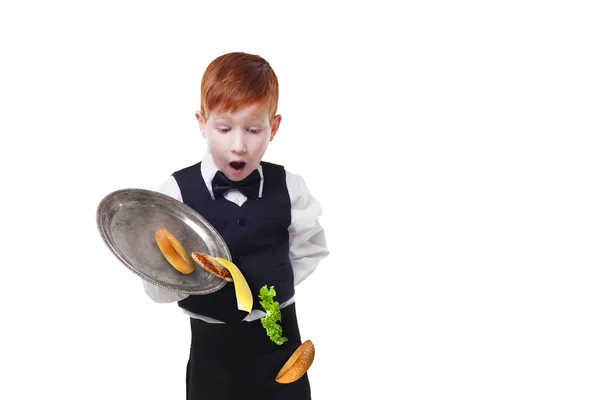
[142,52,329,399]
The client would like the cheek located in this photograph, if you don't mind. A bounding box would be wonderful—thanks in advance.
[206,134,227,154]
[249,135,270,154]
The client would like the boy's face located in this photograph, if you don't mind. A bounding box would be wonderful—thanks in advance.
[196,104,281,181]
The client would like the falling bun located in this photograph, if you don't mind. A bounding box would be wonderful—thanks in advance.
[275,340,315,384]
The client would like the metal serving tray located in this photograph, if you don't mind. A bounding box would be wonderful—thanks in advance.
[96,188,229,295]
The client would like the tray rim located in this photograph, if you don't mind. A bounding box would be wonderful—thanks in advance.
[96,187,229,295]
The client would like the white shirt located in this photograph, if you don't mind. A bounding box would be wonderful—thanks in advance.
[142,153,329,323]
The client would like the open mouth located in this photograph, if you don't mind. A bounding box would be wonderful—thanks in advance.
[230,161,246,171]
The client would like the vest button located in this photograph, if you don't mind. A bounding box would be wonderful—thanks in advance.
[237,217,247,226]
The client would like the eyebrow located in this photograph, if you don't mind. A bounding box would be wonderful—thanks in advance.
[213,115,266,124]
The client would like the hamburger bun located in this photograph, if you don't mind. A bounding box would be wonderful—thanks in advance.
[155,227,195,274]
[275,340,315,384]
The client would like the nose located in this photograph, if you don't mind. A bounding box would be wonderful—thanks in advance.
[230,131,247,154]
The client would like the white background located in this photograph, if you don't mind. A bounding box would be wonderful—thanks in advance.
[1,1,599,399]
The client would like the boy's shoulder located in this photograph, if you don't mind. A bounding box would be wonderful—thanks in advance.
[260,160,304,180]
[260,161,312,199]
[259,160,284,170]
[172,161,202,175]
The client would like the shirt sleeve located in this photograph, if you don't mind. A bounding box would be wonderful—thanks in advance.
[140,176,190,303]
[286,171,330,286]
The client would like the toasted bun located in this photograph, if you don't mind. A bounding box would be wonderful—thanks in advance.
[191,251,233,282]
[155,227,195,274]
[275,340,315,384]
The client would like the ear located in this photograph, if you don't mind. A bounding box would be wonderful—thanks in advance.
[270,114,282,141]
[195,111,206,138]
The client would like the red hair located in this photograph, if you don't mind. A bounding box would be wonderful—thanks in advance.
[199,52,279,124]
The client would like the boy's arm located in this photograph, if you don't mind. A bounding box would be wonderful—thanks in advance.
[140,176,190,303]
[286,171,330,286]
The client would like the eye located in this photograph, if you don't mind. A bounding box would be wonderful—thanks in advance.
[247,128,262,134]
[217,127,231,133]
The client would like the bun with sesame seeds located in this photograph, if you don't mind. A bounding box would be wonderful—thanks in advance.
[275,340,315,384]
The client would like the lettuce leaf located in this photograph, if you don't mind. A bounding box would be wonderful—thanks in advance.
[259,285,288,345]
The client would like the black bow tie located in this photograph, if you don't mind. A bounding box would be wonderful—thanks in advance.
[212,169,261,200]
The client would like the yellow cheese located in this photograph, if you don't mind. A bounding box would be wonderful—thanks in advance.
[214,257,253,312]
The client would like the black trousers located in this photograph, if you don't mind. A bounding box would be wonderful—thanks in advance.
[186,303,311,400]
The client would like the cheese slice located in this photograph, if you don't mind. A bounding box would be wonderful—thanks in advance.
[214,257,253,312]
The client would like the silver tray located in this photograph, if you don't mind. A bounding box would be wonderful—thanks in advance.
[96,188,229,295]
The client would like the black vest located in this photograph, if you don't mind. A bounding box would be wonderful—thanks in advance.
[172,161,294,323]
